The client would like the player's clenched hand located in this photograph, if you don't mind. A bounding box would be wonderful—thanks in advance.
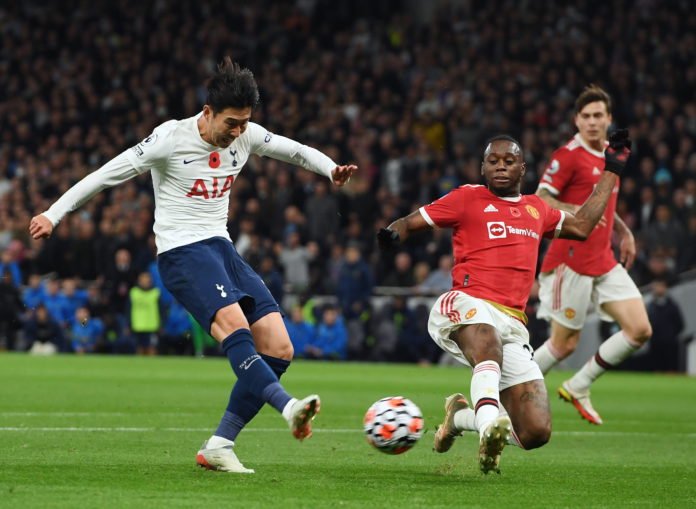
[29,215,53,239]
[618,230,636,270]
[377,228,400,251]
[604,129,631,176]
[332,164,358,187]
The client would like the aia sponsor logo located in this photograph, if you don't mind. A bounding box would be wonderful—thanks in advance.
[186,176,235,199]
[487,221,507,239]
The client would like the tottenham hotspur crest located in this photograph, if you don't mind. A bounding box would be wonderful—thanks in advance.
[216,284,227,298]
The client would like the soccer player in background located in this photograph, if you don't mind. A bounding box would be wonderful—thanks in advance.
[29,57,357,473]
[377,132,630,474]
[533,85,652,425]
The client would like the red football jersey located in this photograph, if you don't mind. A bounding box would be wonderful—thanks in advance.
[538,134,619,276]
[420,184,564,313]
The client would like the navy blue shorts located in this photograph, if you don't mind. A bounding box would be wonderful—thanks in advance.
[157,237,281,333]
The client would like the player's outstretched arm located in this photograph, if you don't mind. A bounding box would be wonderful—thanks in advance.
[27,151,142,240]
[559,129,630,241]
[377,210,432,250]
[537,188,607,228]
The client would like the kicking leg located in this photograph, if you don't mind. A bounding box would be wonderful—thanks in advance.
[452,323,512,474]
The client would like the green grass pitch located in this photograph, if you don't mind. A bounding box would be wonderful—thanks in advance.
[1,354,695,508]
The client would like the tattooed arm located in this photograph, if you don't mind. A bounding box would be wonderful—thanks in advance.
[557,171,618,240]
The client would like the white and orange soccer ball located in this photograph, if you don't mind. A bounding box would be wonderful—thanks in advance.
[363,396,424,454]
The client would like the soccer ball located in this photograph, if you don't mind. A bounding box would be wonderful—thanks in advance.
[363,396,424,454]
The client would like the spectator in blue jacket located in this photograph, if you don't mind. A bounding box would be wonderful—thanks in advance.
[159,300,193,355]
[41,279,71,325]
[284,305,315,359]
[69,307,104,354]
[309,305,348,360]
[0,250,22,288]
[22,274,46,312]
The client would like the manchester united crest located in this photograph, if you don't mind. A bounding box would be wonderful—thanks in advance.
[525,205,540,219]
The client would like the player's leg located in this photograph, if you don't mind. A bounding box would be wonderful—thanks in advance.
[561,266,650,424]
[453,322,513,474]
[533,320,581,373]
[565,297,651,390]
[429,294,502,442]
[249,311,320,439]
[534,266,591,373]
[500,379,551,450]
[158,239,299,472]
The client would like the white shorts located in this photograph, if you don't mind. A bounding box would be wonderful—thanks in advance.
[537,263,642,329]
[428,291,543,390]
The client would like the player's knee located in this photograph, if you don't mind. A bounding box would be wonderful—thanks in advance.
[276,341,294,361]
[518,421,551,450]
[627,322,652,344]
[551,331,581,358]
[260,337,294,361]
[213,305,249,335]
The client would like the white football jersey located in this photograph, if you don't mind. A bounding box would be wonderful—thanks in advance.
[43,114,337,253]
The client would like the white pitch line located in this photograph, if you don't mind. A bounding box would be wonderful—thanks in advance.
[0,427,694,437]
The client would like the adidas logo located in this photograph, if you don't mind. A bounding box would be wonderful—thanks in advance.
[484,204,498,212]
[593,167,601,175]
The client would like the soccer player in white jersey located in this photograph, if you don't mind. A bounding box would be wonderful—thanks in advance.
[533,85,652,425]
[377,132,630,474]
[29,57,357,473]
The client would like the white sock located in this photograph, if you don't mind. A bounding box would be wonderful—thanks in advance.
[471,360,501,437]
[569,331,641,391]
[534,339,564,374]
[207,435,234,448]
[281,398,298,421]
[453,407,477,431]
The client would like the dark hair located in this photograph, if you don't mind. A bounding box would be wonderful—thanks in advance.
[484,134,523,159]
[206,56,260,113]
[575,84,612,115]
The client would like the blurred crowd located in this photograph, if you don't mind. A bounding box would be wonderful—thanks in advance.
[0,0,694,363]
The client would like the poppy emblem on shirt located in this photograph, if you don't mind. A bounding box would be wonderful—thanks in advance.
[565,308,576,319]
[525,205,540,219]
[465,308,477,320]
[510,207,521,217]
[209,152,221,168]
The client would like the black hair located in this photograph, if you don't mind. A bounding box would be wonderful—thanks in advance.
[484,134,523,159]
[206,56,260,113]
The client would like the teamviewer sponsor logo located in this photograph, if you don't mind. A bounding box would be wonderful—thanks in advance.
[487,221,507,239]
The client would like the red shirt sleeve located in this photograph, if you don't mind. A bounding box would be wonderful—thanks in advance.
[536,197,564,238]
[421,186,470,228]
[538,146,575,195]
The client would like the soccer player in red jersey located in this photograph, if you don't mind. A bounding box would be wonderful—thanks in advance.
[534,85,652,425]
[378,132,630,474]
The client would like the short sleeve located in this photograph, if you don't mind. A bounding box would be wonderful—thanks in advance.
[537,147,574,195]
[537,198,565,238]
[420,187,468,228]
[125,119,177,174]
